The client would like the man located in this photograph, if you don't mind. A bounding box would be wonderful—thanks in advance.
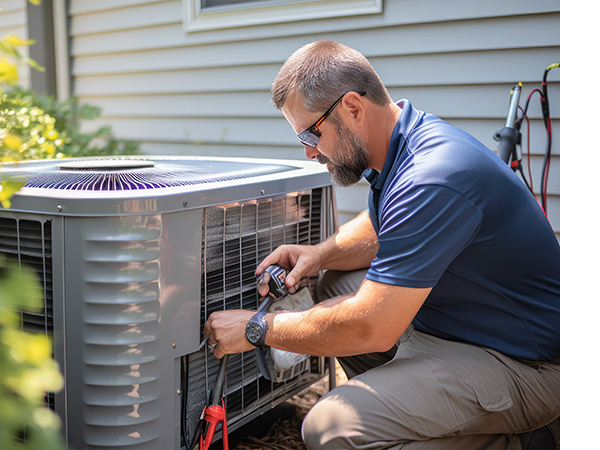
[203,41,559,449]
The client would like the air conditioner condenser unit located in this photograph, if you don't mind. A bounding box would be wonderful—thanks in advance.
[0,156,338,449]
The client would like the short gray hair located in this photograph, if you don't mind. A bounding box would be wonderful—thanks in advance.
[271,40,392,113]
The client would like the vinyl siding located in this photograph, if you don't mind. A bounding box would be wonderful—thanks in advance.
[65,0,559,233]
[0,0,30,88]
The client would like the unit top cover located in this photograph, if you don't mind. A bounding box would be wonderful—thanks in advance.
[0,156,331,216]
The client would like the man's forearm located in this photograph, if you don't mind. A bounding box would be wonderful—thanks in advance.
[265,295,377,357]
[264,279,431,358]
[317,210,378,271]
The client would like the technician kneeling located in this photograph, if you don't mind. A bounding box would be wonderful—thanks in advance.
[203,41,559,450]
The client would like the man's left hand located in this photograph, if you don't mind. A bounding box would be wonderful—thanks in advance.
[203,310,255,359]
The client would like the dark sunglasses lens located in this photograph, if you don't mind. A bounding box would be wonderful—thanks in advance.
[298,130,319,147]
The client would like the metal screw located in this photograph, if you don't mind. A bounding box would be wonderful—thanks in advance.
[172,343,177,348]
[260,189,265,195]
[177,390,182,396]
[183,201,188,208]
[57,205,62,211]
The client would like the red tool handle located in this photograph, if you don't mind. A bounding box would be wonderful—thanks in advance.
[201,401,228,450]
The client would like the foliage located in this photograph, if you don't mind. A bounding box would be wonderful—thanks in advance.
[1,19,54,207]
[7,88,141,158]
[0,90,65,162]
[0,256,65,449]
[0,3,66,448]
[0,34,43,87]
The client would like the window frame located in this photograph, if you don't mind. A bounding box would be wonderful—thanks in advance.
[183,0,383,32]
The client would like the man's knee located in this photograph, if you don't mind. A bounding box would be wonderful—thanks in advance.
[302,393,359,450]
[301,379,401,450]
[315,269,368,302]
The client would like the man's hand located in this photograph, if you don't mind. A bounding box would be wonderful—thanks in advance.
[256,210,378,297]
[255,244,323,295]
[203,310,255,359]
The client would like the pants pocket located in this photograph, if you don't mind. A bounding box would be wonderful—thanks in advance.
[444,342,514,413]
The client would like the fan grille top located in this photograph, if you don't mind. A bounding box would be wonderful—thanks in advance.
[6,158,296,191]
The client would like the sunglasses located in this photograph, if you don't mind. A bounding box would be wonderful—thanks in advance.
[297,91,366,147]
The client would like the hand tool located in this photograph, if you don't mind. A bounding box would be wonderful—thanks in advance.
[257,264,289,310]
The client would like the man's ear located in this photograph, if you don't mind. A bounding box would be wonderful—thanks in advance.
[342,92,365,124]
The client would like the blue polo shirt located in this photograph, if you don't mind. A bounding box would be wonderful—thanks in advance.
[364,100,559,361]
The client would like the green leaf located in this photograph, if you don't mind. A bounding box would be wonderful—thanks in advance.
[0,180,26,209]
[0,40,18,57]
[22,58,45,72]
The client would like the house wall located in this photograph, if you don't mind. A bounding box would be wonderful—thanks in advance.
[0,0,30,88]
[23,0,563,233]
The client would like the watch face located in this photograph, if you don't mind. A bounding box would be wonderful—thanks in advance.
[246,322,263,345]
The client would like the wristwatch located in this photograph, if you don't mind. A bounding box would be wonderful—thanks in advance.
[245,311,269,350]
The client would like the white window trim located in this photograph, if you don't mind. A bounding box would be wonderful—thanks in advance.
[183,0,382,32]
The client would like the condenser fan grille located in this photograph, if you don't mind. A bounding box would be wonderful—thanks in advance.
[181,188,323,446]
[13,158,296,191]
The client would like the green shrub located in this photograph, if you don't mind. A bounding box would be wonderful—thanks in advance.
[2,88,141,160]
[0,89,65,162]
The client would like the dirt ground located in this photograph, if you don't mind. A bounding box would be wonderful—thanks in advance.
[231,361,348,450]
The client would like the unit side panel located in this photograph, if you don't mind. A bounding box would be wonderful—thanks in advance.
[63,214,180,449]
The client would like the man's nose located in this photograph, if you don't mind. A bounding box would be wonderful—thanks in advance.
[304,145,319,160]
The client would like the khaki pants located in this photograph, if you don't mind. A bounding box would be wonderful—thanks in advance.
[302,270,560,450]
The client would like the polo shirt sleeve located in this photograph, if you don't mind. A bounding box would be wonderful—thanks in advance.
[366,184,483,288]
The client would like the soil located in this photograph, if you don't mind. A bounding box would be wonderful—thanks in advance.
[230,361,348,450]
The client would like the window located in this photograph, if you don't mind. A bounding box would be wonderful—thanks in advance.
[183,0,382,32]
[201,0,280,7]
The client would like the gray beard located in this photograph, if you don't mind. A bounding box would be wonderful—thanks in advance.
[316,128,369,187]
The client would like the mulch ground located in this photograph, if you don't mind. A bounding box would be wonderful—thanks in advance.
[231,361,348,450]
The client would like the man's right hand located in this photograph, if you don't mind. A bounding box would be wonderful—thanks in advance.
[255,244,324,295]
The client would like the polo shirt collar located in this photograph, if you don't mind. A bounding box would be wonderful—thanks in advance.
[363,99,420,189]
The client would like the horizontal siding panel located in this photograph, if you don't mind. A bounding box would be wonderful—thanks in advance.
[78,114,560,166]
[139,142,303,159]
[390,84,560,121]
[70,0,166,15]
[0,23,27,36]
[445,119,560,157]
[544,196,559,232]
[72,64,279,96]
[81,83,559,122]
[83,100,560,163]
[79,92,278,118]
[0,0,25,13]
[72,48,559,97]
[373,48,560,87]
[78,116,295,146]
[68,0,558,41]
[69,0,181,36]
[70,13,558,63]
[335,182,371,214]
[0,6,25,28]
[0,0,29,89]
[522,155,560,195]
